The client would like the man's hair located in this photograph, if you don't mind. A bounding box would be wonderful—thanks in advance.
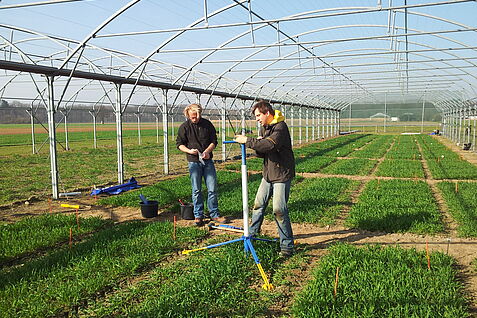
[251,100,275,116]
[183,103,203,118]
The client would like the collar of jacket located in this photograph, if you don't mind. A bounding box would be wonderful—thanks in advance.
[266,110,285,126]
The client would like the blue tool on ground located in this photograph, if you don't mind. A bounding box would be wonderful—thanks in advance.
[139,194,148,204]
[90,177,140,195]
[182,140,276,291]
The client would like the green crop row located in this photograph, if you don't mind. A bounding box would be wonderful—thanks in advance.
[417,135,477,179]
[287,177,359,225]
[321,158,377,176]
[0,221,206,318]
[292,243,468,317]
[437,181,477,237]
[78,236,282,317]
[375,159,425,178]
[347,179,443,234]
[0,214,111,265]
[350,135,394,158]
[385,135,422,160]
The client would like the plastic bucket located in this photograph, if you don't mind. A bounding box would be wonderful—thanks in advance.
[180,204,194,220]
[140,200,158,218]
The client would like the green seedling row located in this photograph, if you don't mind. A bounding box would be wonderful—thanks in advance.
[347,179,443,234]
[0,221,206,318]
[287,177,359,225]
[417,135,477,179]
[0,214,111,265]
[350,135,394,158]
[292,243,468,317]
[321,158,377,176]
[385,135,422,160]
[374,159,425,178]
[79,236,282,317]
[437,181,477,237]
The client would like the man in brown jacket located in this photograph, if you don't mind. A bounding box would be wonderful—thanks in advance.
[234,100,295,257]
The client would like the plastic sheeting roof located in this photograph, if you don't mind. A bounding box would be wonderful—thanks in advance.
[1,0,476,112]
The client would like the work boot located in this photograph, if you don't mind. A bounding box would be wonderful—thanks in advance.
[278,250,294,259]
[194,218,204,227]
[211,216,226,224]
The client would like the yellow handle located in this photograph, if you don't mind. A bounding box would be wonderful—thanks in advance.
[61,204,80,209]
[256,263,274,291]
[181,247,207,255]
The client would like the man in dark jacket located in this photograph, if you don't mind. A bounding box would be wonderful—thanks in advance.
[234,100,295,257]
[176,104,225,226]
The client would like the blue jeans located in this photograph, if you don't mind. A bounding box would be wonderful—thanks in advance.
[188,160,220,219]
[249,178,294,252]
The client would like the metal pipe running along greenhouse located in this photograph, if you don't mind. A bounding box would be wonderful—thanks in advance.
[1,0,476,198]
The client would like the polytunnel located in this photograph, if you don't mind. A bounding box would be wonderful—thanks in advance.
[1,0,476,198]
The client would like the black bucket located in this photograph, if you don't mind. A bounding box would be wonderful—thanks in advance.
[180,203,194,220]
[140,200,158,218]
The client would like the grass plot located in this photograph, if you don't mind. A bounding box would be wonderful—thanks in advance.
[292,243,468,318]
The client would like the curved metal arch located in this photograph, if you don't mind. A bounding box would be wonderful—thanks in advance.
[59,0,140,70]
[277,27,477,106]
[126,0,247,79]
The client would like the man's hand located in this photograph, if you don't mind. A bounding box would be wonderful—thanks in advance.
[234,135,248,144]
[188,148,199,155]
[201,151,211,159]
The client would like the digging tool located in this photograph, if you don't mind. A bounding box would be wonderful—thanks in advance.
[182,140,276,291]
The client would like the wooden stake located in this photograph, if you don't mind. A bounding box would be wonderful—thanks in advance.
[455,182,458,193]
[48,198,52,214]
[333,266,340,298]
[173,215,177,241]
[426,241,431,270]
[69,228,73,248]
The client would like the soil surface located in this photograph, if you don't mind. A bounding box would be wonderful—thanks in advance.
[1,134,477,316]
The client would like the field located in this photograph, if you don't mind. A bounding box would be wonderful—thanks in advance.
[1,124,477,317]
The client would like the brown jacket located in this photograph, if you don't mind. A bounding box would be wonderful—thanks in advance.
[245,114,295,183]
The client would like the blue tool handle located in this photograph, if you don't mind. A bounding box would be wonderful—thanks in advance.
[139,194,148,204]
[223,140,246,165]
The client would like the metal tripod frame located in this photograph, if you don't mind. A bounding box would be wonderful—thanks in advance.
[182,141,274,290]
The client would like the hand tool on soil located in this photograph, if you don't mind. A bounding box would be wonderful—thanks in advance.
[207,222,244,233]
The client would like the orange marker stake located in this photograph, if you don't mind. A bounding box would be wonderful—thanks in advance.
[334,266,340,298]
[173,216,177,241]
[426,241,431,270]
[69,228,73,248]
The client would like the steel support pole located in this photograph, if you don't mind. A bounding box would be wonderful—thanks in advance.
[162,89,169,174]
[64,111,69,150]
[136,111,141,145]
[305,107,309,142]
[114,84,124,184]
[311,108,315,140]
[27,108,36,154]
[46,76,59,199]
[221,98,226,161]
[420,97,425,133]
[290,106,294,146]
[298,106,302,144]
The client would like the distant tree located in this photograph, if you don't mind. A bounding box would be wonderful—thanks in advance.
[0,100,9,108]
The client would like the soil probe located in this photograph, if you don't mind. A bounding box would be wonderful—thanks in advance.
[182,141,275,291]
